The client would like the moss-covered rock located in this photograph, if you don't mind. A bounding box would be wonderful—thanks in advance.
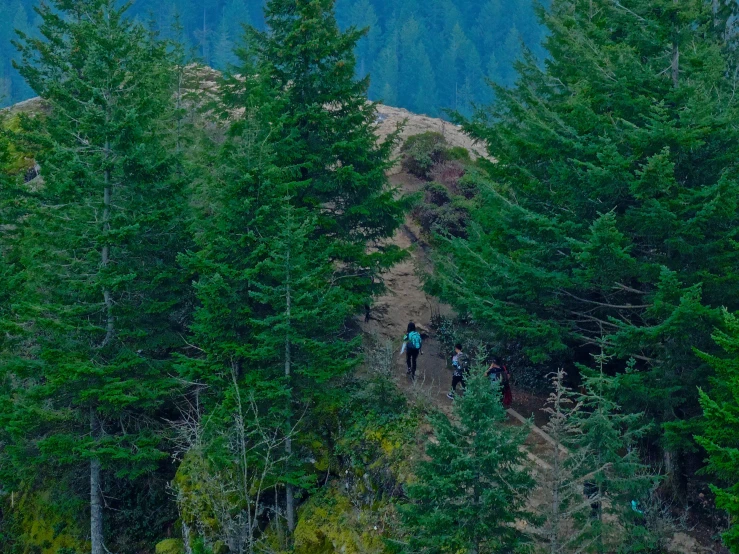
[172,450,223,543]
[10,490,87,554]
[155,538,184,554]
[293,486,394,554]
[1,112,38,175]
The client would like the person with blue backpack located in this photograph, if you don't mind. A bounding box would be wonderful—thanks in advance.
[404,321,423,379]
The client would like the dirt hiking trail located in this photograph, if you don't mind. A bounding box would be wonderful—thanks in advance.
[360,115,707,554]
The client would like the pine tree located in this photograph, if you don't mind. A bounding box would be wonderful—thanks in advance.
[539,363,662,553]
[212,15,236,71]
[0,117,22,332]
[572,354,658,553]
[181,0,405,538]
[539,369,592,554]
[371,35,400,106]
[428,0,739,481]
[226,0,406,311]
[0,1,188,551]
[349,0,379,77]
[181,107,360,538]
[397,18,437,116]
[696,310,739,553]
[399,370,536,554]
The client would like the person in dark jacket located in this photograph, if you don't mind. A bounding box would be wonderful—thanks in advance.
[486,356,513,408]
[404,321,422,380]
[447,343,469,399]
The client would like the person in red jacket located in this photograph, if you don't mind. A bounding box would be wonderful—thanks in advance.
[486,356,512,408]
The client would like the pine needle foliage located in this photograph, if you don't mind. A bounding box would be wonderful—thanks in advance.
[222,0,407,310]
[428,0,739,468]
[400,370,536,554]
[696,310,739,553]
[0,0,189,548]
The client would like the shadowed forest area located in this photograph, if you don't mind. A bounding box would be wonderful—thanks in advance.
[4,1,739,554]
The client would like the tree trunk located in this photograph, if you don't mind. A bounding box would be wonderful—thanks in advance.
[551,442,561,554]
[672,0,680,88]
[90,410,104,554]
[102,144,113,347]
[671,41,679,88]
[182,521,193,554]
[284,223,296,534]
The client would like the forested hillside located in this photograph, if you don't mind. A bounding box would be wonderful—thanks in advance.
[0,0,547,114]
[6,0,739,553]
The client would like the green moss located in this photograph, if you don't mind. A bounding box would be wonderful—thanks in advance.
[155,538,184,554]
[335,411,418,495]
[0,114,35,174]
[11,490,87,554]
[293,487,393,554]
[172,451,220,534]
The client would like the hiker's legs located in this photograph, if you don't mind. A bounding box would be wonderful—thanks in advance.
[408,348,419,378]
[449,375,464,395]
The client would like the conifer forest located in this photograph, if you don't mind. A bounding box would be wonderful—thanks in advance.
[5,0,739,553]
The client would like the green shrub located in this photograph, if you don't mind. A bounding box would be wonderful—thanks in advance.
[423,182,451,206]
[415,203,468,239]
[446,146,471,162]
[428,160,465,188]
[456,171,483,199]
[400,132,449,179]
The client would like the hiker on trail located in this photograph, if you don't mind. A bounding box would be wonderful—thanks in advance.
[447,343,470,400]
[486,356,513,408]
[403,321,423,379]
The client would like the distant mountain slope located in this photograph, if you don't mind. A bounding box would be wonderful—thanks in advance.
[0,0,547,113]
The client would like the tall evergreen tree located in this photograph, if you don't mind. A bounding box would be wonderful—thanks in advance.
[572,354,657,553]
[399,370,536,554]
[370,34,399,105]
[228,0,406,312]
[0,1,188,551]
[696,310,739,553]
[183,0,405,538]
[538,364,660,554]
[181,110,360,535]
[539,369,592,554]
[0,117,21,331]
[348,0,379,77]
[212,16,236,71]
[429,0,739,481]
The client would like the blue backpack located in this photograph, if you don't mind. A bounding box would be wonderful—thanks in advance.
[408,331,422,350]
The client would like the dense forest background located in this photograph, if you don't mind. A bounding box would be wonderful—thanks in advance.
[0,0,547,114]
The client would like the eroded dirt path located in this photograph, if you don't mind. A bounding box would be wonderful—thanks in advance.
[360,173,454,408]
[361,127,706,554]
